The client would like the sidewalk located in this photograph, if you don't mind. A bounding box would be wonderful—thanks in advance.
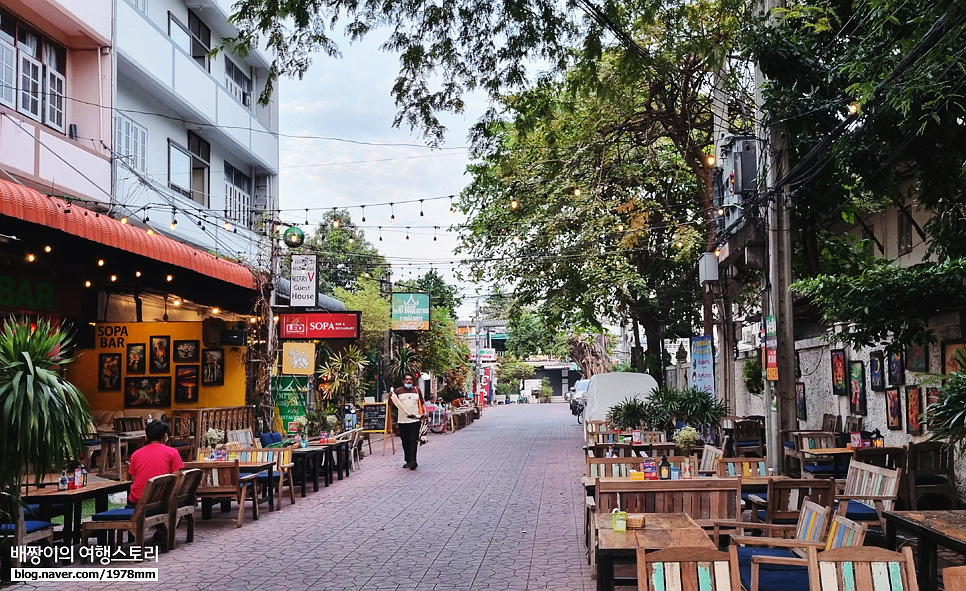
[21,403,593,590]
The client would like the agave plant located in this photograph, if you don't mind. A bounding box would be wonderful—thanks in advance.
[608,397,650,431]
[0,317,93,495]
[318,344,369,404]
[928,349,966,453]
[389,342,422,386]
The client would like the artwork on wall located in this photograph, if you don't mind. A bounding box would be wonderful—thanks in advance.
[202,349,225,386]
[173,340,200,363]
[906,343,928,373]
[175,365,199,403]
[869,351,885,392]
[906,385,922,435]
[124,377,172,408]
[150,335,170,373]
[885,388,902,430]
[831,349,848,397]
[848,361,867,416]
[942,341,966,374]
[98,353,121,391]
[126,343,146,374]
[796,382,807,421]
[925,386,941,430]
[888,351,904,385]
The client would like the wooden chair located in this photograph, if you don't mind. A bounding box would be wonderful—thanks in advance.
[843,416,863,433]
[219,447,295,511]
[943,566,966,591]
[0,493,55,569]
[906,440,957,510]
[596,477,741,533]
[585,420,610,445]
[226,428,256,447]
[637,546,741,591]
[821,414,838,432]
[638,430,667,443]
[796,432,839,479]
[167,468,202,550]
[81,473,177,552]
[114,416,145,433]
[183,460,259,528]
[835,460,901,533]
[588,430,623,445]
[718,456,769,478]
[805,545,918,591]
[697,444,723,476]
[733,420,764,457]
[748,478,836,524]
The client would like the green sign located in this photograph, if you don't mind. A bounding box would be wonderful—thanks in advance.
[271,375,307,434]
[391,292,431,330]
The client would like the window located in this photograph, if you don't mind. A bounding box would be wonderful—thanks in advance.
[225,162,252,228]
[168,141,192,197]
[897,207,913,255]
[169,133,210,205]
[225,58,252,108]
[115,114,147,173]
[130,0,148,14]
[168,11,210,71]
[0,9,67,132]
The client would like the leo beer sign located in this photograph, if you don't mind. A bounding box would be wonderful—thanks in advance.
[279,312,361,339]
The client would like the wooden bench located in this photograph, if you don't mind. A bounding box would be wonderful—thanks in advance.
[182,460,259,528]
[595,477,741,530]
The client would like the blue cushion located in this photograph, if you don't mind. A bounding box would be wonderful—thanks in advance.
[271,432,283,444]
[83,438,102,446]
[0,520,53,534]
[260,433,275,447]
[736,547,810,591]
[256,471,282,480]
[915,474,949,486]
[25,503,67,518]
[736,440,760,446]
[783,441,795,448]
[170,440,191,448]
[90,507,161,521]
[753,510,797,524]
[802,464,838,475]
[835,500,878,521]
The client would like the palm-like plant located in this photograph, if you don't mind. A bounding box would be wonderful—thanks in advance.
[0,317,93,495]
[318,345,369,405]
[389,342,422,386]
[928,349,966,453]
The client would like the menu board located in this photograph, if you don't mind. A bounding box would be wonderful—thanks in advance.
[362,402,389,434]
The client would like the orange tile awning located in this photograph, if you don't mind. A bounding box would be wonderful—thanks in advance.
[0,180,255,289]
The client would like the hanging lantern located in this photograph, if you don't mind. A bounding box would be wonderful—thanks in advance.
[871,428,884,448]
[283,226,305,247]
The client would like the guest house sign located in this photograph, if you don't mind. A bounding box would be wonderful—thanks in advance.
[391,293,430,330]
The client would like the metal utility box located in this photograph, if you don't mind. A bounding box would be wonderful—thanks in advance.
[713,136,758,235]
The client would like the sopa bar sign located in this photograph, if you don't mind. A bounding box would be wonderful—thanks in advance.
[279,312,361,339]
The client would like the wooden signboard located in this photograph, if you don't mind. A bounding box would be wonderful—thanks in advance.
[362,402,394,455]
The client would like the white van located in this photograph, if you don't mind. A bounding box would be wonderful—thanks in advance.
[583,373,659,423]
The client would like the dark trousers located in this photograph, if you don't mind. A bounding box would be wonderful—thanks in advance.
[399,422,420,465]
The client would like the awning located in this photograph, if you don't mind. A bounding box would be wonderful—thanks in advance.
[0,180,255,289]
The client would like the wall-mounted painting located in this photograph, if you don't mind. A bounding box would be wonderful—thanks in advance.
[150,335,170,374]
[925,386,941,430]
[173,340,200,363]
[906,343,928,373]
[885,388,902,430]
[831,349,848,397]
[906,385,922,435]
[202,349,225,386]
[849,361,866,416]
[98,353,121,391]
[888,351,904,385]
[869,351,885,392]
[942,341,966,374]
[124,377,172,408]
[126,343,146,374]
[796,382,807,421]
[175,365,199,403]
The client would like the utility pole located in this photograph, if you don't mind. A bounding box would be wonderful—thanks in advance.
[475,295,482,401]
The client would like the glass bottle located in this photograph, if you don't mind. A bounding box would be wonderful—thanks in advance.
[58,470,69,491]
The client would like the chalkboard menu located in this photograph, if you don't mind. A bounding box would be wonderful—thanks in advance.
[362,402,389,433]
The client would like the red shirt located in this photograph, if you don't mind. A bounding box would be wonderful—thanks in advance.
[127,442,184,504]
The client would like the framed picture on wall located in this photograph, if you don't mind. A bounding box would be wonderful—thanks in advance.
[869,351,885,392]
[98,353,121,391]
[906,385,922,435]
[942,341,966,374]
[925,386,941,430]
[906,343,928,373]
[202,349,225,386]
[173,340,200,363]
[885,388,902,430]
[796,382,807,421]
[831,349,848,397]
[175,365,199,403]
[848,361,867,416]
[888,351,904,385]
[149,335,170,373]
[124,377,171,408]
[126,343,146,374]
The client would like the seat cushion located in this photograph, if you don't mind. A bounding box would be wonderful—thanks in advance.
[25,503,67,518]
[783,441,795,449]
[802,464,838,475]
[835,499,879,521]
[0,520,53,534]
[753,510,797,524]
[90,507,161,521]
[83,438,102,446]
[737,546,810,591]
[736,440,761,447]
[256,471,282,480]
[271,432,283,444]
[260,433,275,447]
[915,474,949,486]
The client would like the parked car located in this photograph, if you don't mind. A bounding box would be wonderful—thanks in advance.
[569,379,590,414]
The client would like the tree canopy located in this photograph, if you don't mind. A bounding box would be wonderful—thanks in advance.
[287,209,388,293]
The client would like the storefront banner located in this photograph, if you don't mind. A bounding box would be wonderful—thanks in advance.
[272,375,308,434]
[391,293,430,330]
[290,255,317,307]
[282,342,315,375]
[690,335,715,395]
[765,315,778,381]
[279,312,361,339]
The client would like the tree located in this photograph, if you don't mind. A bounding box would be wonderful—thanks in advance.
[335,279,391,352]
[288,210,388,293]
[505,310,568,359]
[391,270,462,319]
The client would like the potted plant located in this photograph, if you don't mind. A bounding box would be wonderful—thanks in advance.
[539,378,553,403]
[673,426,700,457]
[608,397,650,431]
[927,349,966,452]
[205,428,225,449]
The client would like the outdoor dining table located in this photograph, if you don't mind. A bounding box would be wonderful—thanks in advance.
[884,509,966,591]
[198,459,276,511]
[801,447,854,479]
[594,512,715,591]
[22,476,132,545]
[291,446,326,496]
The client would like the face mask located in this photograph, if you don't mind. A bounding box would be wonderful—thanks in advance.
[404,381,412,386]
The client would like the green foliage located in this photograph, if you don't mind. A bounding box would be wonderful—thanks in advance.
[334,279,391,352]
[410,305,471,383]
[497,358,536,384]
[742,357,764,395]
[608,397,651,431]
[286,210,387,293]
[791,260,966,353]
[0,317,93,493]
[612,361,636,373]
[640,387,727,433]
[927,349,966,454]
[389,343,422,387]
[318,344,369,405]
[539,378,553,402]
[506,310,569,359]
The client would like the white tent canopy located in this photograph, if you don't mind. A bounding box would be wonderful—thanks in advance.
[584,372,660,423]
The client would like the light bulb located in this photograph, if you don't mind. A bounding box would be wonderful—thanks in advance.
[706,155,716,166]
[120,217,128,224]
[44,245,51,253]
[574,188,581,197]
[170,219,177,229]
[166,274,173,282]
[510,199,518,209]
[26,254,35,262]
[97,259,105,267]
[110,275,117,282]
[135,271,141,277]
[173,299,181,306]
[332,219,340,228]
[212,307,221,315]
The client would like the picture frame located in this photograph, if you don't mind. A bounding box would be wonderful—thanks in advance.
[124,376,171,408]
[98,353,122,391]
[942,340,966,375]
[849,431,863,449]
[885,388,902,430]
[202,349,225,386]
[888,351,904,385]
[173,340,200,363]
[149,335,171,374]
[796,382,807,421]
[848,360,867,416]
[925,386,941,430]
[906,385,923,435]
[175,365,200,403]
[869,351,885,392]
[126,342,146,374]
[905,343,928,373]
[831,349,848,397]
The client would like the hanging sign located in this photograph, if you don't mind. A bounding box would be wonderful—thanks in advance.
[271,375,308,434]
[282,342,315,375]
[765,315,778,381]
[279,312,361,339]
[690,335,715,395]
[290,254,317,306]
[391,293,431,330]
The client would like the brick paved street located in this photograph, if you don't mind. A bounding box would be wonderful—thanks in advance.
[21,402,592,590]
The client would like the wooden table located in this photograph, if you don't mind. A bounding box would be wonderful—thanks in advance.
[23,477,131,545]
[291,447,325,496]
[97,430,146,479]
[197,460,275,511]
[802,447,854,479]
[884,510,966,591]
[595,512,714,591]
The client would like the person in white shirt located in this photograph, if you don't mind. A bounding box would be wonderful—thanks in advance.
[390,374,424,470]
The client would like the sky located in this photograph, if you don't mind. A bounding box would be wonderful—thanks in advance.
[277,33,491,319]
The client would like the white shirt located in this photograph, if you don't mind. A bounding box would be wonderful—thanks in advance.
[391,387,422,424]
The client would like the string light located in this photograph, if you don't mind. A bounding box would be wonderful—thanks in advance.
[390,202,395,223]
[166,274,173,282]
[110,275,117,282]
[84,280,91,287]
[135,271,141,277]
[348,235,355,244]
[26,254,35,262]
[449,198,455,214]
[224,221,233,231]
[170,210,177,229]
[848,102,859,114]
[706,155,716,167]
[574,188,581,197]
[378,226,383,241]
[510,198,518,209]
[147,229,154,235]
[173,299,181,306]
[305,208,309,225]
[212,307,221,315]
[419,199,424,216]
[44,245,51,253]
[97,259,105,266]
[332,218,340,229]
[120,217,128,224]
[434,226,438,241]
[617,223,624,232]
[406,227,410,241]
